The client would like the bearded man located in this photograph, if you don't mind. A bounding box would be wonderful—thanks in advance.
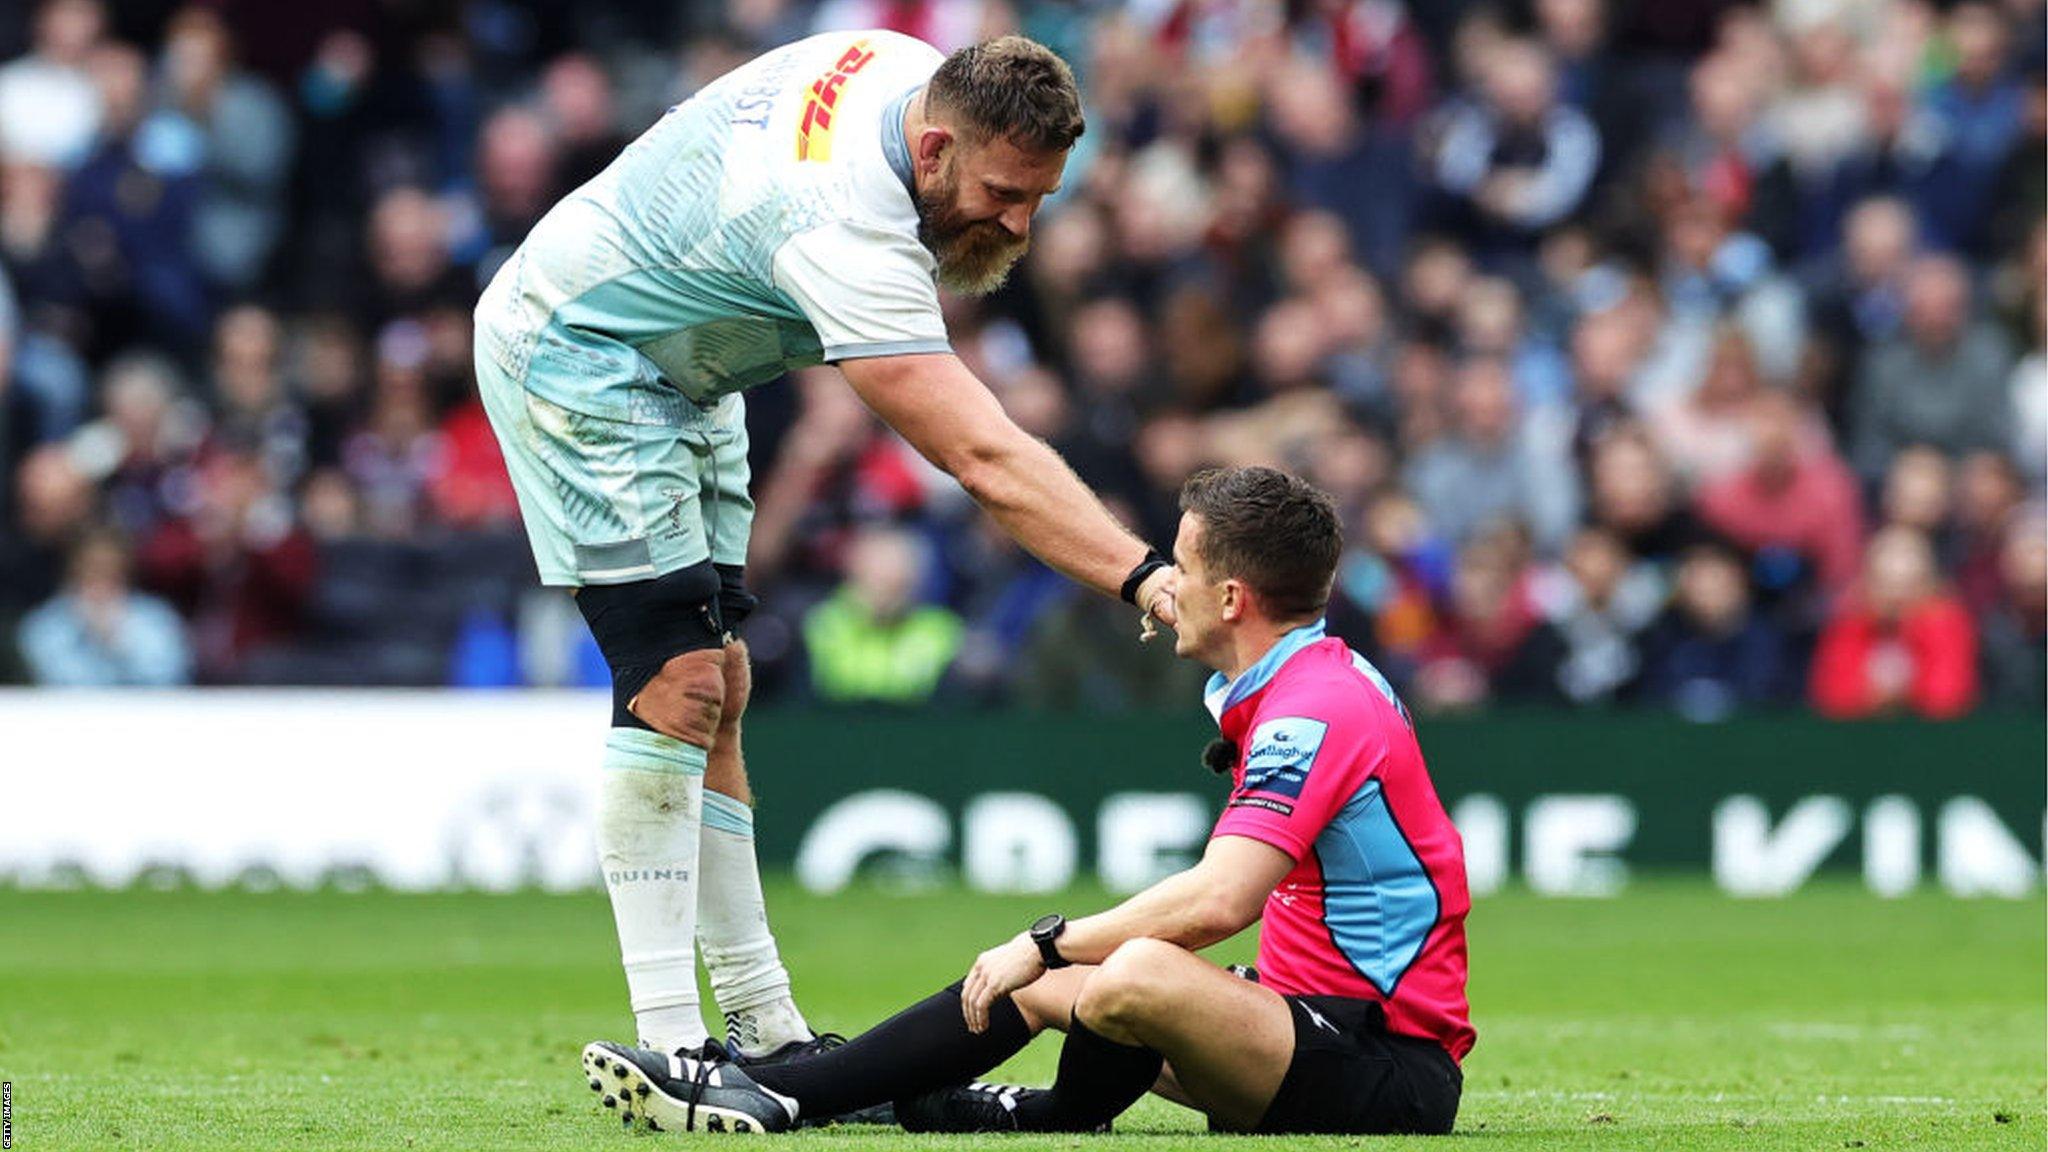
[472,32,1176,1085]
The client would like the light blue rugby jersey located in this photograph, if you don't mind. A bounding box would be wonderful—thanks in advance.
[474,31,951,423]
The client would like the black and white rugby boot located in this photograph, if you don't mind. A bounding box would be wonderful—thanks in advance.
[730,1031,897,1127]
[896,1081,1047,1133]
[580,1039,796,1133]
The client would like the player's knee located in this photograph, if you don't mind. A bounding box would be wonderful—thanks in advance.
[1076,938,1179,1028]
[629,648,727,748]
[718,639,751,734]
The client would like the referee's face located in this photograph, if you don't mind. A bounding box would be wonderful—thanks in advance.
[1171,513,1222,665]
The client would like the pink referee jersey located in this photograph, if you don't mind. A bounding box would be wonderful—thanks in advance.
[1207,620,1475,1062]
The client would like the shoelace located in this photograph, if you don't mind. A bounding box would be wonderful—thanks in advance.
[680,1041,730,1132]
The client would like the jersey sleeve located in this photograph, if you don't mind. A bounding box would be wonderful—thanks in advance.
[1213,710,1383,861]
[771,220,951,361]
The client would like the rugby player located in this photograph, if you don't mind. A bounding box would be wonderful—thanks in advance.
[581,467,1473,1135]
[473,32,1175,1068]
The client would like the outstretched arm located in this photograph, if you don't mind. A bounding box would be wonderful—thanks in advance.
[838,351,1174,621]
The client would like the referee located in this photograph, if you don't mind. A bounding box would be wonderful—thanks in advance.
[582,466,1474,1136]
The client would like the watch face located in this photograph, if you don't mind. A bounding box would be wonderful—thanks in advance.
[1030,913,1062,938]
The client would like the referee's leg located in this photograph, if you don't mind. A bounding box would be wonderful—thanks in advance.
[1017,939,1295,1131]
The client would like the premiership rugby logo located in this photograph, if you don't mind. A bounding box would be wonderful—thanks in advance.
[796,40,876,162]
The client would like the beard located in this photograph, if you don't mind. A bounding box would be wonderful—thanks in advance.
[915,167,1029,298]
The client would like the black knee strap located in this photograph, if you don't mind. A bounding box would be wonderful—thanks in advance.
[715,563,758,631]
[577,562,726,730]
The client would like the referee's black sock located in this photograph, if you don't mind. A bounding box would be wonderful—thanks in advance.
[741,981,1031,1120]
[1009,1015,1163,1132]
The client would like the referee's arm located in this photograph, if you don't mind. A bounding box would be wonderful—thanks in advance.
[837,351,1172,618]
[1056,835,1293,961]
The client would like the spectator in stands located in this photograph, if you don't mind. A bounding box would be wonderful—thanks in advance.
[1516,525,1665,706]
[18,528,190,686]
[467,106,561,278]
[61,41,211,357]
[1646,325,1767,485]
[1925,2,2027,250]
[1655,195,1806,388]
[1811,72,1968,256]
[2012,287,2046,485]
[1657,48,1797,256]
[1563,303,1643,466]
[1877,445,1954,541]
[1404,356,1579,554]
[1806,197,1917,428]
[160,6,295,293]
[1409,521,1543,711]
[0,267,28,491]
[135,441,316,683]
[1810,525,1978,719]
[1586,428,1703,568]
[1950,450,2027,615]
[208,305,307,485]
[0,0,104,169]
[1454,276,1570,412]
[0,444,94,631]
[1850,254,2015,481]
[801,526,963,705]
[1325,489,1452,690]
[343,323,443,540]
[1975,508,2046,710]
[1642,541,1792,719]
[69,351,203,538]
[1429,38,1601,261]
[1695,390,1866,602]
[1267,59,1416,279]
[360,187,466,328]
[1931,4,2027,165]
[540,53,628,191]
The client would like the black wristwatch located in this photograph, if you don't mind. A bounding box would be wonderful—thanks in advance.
[1029,913,1071,969]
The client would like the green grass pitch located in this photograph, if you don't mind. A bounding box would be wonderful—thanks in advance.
[0,879,2039,1150]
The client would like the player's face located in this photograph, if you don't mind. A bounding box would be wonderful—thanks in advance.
[916,134,1063,296]
[1170,512,1227,667]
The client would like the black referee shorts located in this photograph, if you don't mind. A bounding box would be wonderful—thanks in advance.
[1242,995,1461,1136]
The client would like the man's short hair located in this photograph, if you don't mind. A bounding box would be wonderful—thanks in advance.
[927,35,1085,153]
[1179,466,1342,621]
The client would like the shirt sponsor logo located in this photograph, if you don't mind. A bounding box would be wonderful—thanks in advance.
[1241,717,1328,799]
[797,40,876,162]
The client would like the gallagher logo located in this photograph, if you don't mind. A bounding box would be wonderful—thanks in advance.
[797,40,876,162]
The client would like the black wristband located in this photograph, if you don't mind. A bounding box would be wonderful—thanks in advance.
[1119,549,1170,606]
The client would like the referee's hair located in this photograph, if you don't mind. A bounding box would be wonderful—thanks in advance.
[928,36,1085,153]
[1180,467,1342,622]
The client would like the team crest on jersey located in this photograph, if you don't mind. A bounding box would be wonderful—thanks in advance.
[797,40,876,162]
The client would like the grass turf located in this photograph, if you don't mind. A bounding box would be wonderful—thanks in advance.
[0,879,2039,1150]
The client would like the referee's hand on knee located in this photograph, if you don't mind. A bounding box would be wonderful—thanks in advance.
[961,934,1044,1033]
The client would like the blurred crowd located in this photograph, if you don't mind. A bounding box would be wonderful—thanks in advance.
[0,0,2041,720]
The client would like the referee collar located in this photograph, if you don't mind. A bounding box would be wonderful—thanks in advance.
[1204,618,1327,725]
[880,83,921,197]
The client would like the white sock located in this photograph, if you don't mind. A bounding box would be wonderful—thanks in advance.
[597,728,708,1053]
[698,788,809,1054]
